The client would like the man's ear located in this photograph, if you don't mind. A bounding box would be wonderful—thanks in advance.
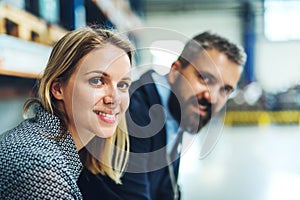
[51,79,64,100]
[168,61,182,84]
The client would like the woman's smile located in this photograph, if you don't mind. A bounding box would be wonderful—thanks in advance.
[93,109,119,124]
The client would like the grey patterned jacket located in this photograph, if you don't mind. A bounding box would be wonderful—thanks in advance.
[0,105,83,199]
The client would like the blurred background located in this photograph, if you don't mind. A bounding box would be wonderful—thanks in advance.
[1,0,300,199]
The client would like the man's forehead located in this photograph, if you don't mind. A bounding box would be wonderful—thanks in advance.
[192,54,222,76]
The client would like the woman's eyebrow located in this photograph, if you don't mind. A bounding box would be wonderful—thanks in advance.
[84,70,131,81]
[122,77,132,81]
[84,70,109,77]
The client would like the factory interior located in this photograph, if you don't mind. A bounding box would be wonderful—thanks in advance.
[1,0,300,199]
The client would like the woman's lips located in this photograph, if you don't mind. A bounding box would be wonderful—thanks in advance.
[93,110,118,124]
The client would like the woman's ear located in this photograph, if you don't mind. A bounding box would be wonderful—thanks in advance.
[168,61,182,84]
[51,79,64,100]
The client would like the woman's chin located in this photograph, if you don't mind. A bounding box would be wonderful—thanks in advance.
[96,126,117,138]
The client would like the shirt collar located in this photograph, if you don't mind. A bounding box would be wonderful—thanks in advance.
[152,72,179,153]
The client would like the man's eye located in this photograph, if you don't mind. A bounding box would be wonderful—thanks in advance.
[117,81,130,90]
[199,74,210,84]
[89,77,104,86]
[221,87,233,96]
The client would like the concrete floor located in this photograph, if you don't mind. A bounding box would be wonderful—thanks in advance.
[179,125,300,200]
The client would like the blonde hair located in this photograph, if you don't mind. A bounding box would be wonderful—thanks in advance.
[24,27,133,183]
[85,117,129,184]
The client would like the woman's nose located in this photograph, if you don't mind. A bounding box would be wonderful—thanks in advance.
[103,86,120,105]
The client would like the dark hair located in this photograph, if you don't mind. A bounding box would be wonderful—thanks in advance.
[177,31,246,68]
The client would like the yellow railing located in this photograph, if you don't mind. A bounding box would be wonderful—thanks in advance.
[224,110,300,126]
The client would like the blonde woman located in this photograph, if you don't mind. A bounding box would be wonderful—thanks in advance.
[0,27,133,199]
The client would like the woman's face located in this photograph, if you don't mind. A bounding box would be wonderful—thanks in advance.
[53,44,131,147]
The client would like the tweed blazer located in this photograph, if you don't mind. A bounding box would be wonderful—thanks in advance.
[0,105,83,200]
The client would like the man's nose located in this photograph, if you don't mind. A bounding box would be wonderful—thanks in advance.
[203,86,218,104]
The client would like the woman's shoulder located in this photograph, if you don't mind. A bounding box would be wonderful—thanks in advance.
[0,104,63,149]
[0,118,56,150]
[0,119,64,167]
[0,105,82,197]
[0,121,71,194]
[0,115,70,174]
[0,125,82,199]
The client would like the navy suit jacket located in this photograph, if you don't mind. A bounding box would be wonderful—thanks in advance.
[78,70,181,200]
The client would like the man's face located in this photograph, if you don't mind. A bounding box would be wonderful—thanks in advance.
[168,49,241,133]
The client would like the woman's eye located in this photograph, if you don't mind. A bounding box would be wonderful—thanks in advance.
[89,77,104,86]
[117,81,130,90]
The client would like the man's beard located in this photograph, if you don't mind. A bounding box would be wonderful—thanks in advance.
[168,91,212,133]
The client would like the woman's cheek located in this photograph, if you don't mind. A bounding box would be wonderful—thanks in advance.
[121,93,130,111]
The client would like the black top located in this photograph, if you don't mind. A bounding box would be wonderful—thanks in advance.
[78,147,122,200]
